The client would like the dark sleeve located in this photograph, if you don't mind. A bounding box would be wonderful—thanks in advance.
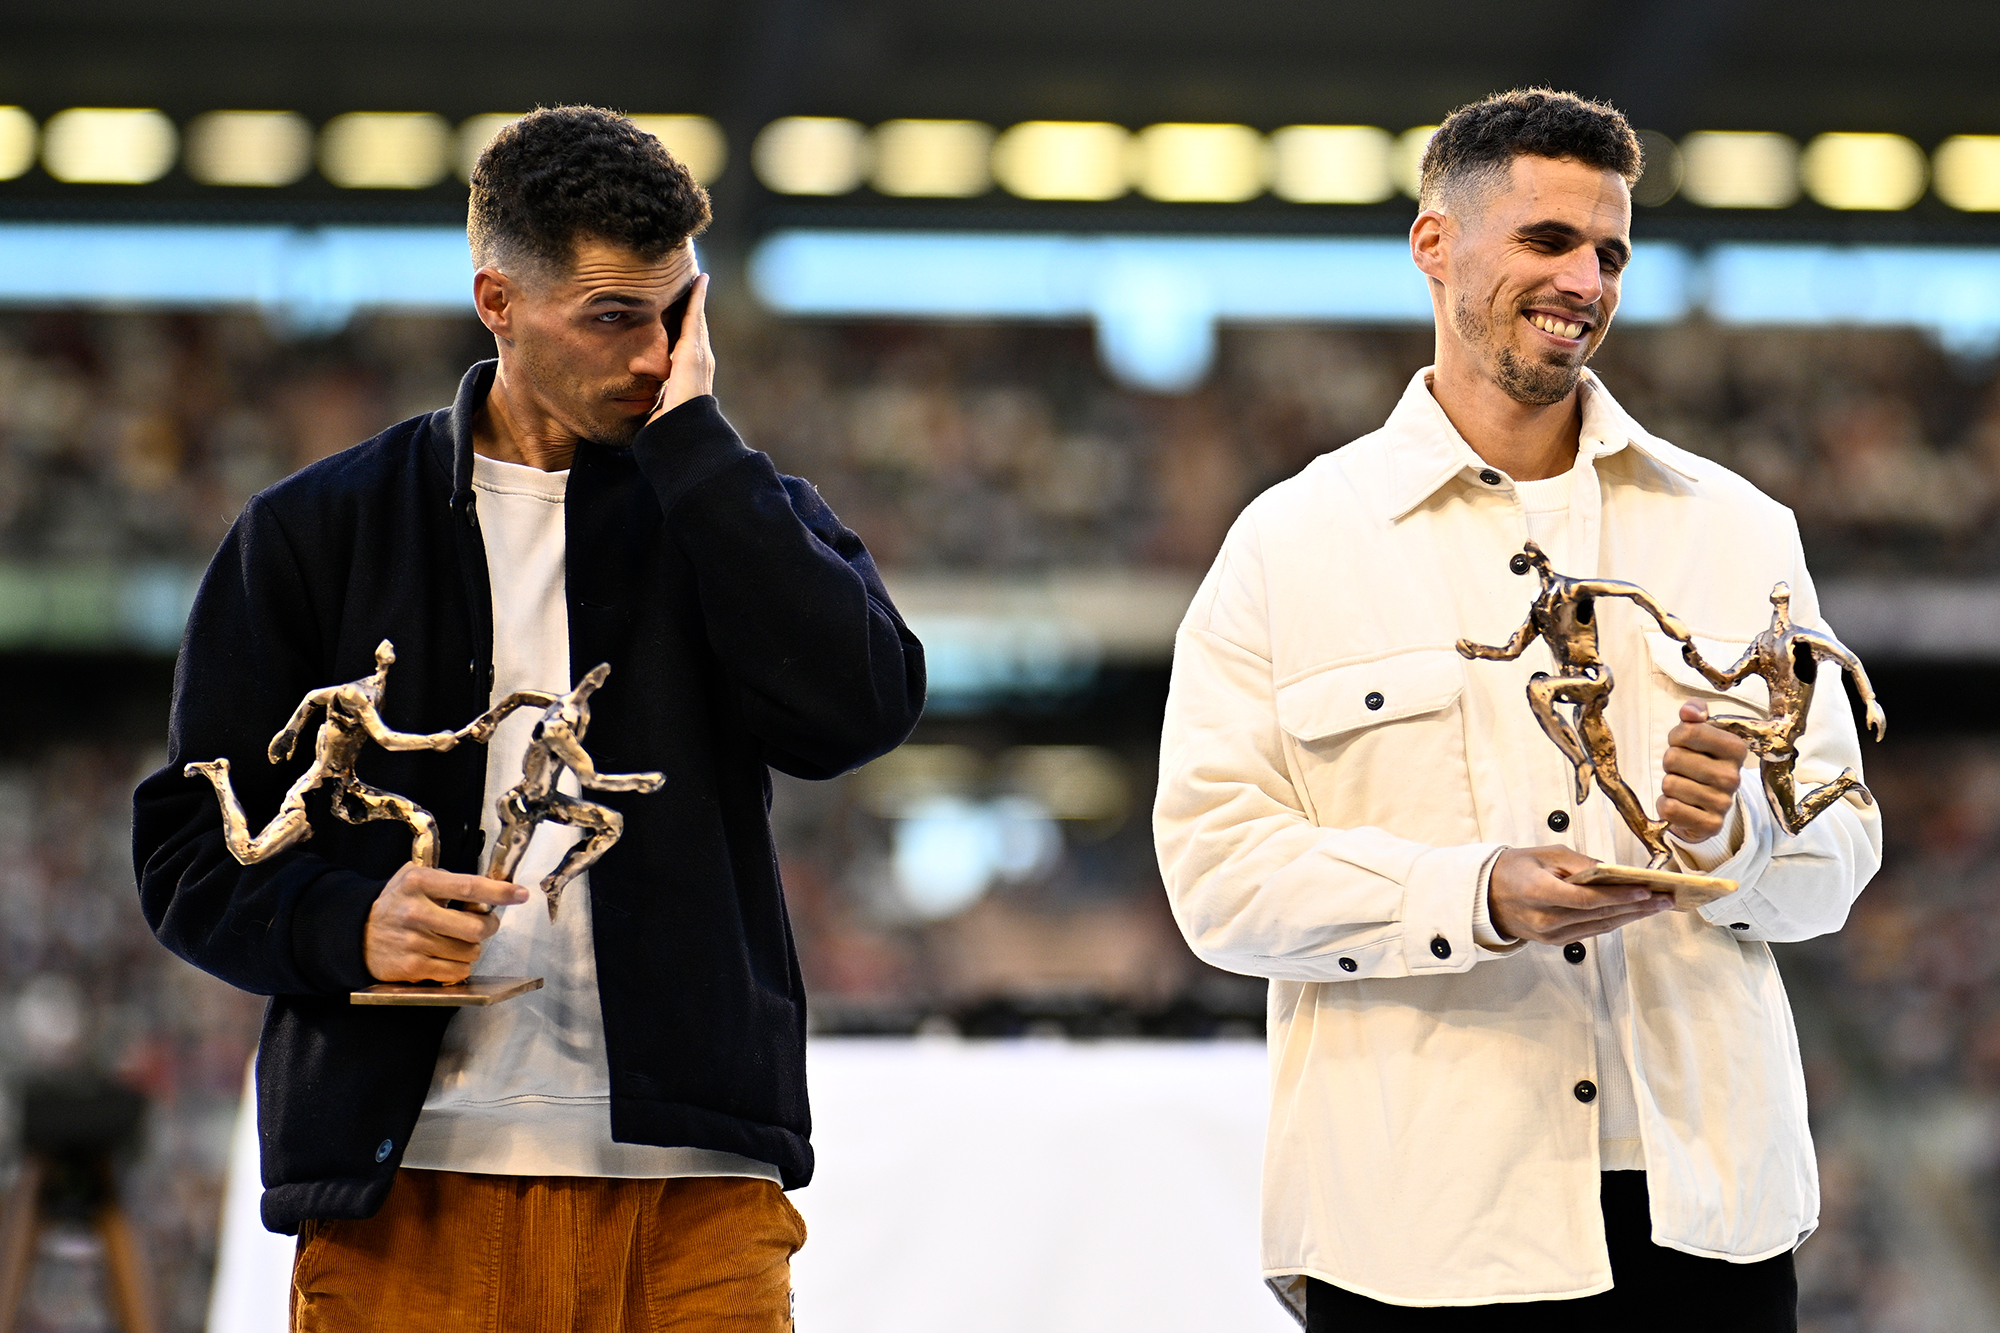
[130,497,384,996]
[632,395,926,779]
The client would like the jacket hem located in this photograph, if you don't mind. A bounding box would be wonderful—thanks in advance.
[1264,1265,1615,1309]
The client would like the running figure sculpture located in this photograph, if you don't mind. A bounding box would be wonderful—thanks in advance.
[459,663,665,919]
[1679,582,1887,835]
[185,639,462,867]
[1457,542,1694,869]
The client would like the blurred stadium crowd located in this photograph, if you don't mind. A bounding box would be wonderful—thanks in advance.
[0,305,1996,1329]
[1,307,1999,575]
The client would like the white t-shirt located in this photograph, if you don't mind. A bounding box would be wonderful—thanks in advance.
[1514,464,1645,1173]
[401,451,778,1182]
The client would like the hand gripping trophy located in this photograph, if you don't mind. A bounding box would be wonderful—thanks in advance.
[1679,582,1886,836]
[186,640,540,1006]
[457,663,665,920]
[1457,542,1737,907]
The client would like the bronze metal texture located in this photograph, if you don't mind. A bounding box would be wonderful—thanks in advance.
[350,976,546,1007]
[185,639,460,869]
[1457,542,1694,870]
[466,664,665,920]
[1679,582,1886,836]
[1567,862,1736,912]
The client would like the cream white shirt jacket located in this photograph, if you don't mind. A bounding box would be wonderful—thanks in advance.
[1155,368,1881,1315]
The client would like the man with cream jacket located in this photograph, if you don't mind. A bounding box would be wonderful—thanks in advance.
[1155,89,1878,1331]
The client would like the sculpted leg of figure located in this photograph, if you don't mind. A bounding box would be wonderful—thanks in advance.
[1574,704,1673,868]
[184,758,317,862]
[1792,767,1873,830]
[1527,674,1596,804]
[486,791,540,883]
[535,794,625,921]
[333,776,442,869]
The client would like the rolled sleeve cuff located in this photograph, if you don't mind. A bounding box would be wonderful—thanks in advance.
[1401,842,1508,974]
[1471,845,1522,955]
[1686,790,1783,937]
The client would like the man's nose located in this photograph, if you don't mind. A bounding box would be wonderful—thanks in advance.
[631,318,673,381]
[1552,247,1605,306]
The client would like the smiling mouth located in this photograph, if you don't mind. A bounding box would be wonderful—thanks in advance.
[1525,311,1591,342]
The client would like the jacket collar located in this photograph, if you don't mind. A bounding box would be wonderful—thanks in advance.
[1374,366,1696,521]
[435,359,499,513]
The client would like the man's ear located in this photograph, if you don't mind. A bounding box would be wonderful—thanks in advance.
[473,267,516,339]
[1410,210,1451,287]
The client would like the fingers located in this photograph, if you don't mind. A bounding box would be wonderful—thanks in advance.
[1667,717,1748,764]
[681,270,709,342]
[365,865,527,984]
[395,865,529,909]
[1539,900,1676,946]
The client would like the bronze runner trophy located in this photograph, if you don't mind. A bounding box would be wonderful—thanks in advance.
[1456,544,1737,911]
[187,640,543,1007]
[1679,582,1885,835]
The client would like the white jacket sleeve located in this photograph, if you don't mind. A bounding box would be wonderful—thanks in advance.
[1687,542,1884,942]
[1154,522,1506,984]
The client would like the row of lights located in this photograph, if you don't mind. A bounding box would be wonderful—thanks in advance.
[2,106,1999,213]
[755,120,2000,212]
[0,108,725,189]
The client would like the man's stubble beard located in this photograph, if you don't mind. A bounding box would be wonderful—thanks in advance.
[512,332,646,448]
[1451,290,1587,408]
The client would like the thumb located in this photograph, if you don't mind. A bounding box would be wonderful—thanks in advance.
[1681,699,1709,724]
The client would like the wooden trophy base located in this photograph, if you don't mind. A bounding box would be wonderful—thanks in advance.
[350,976,545,1007]
[1569,863,1738,912]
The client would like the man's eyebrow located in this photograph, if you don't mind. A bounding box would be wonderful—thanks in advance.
[1516,218,1632,263]
[581,292,654,308]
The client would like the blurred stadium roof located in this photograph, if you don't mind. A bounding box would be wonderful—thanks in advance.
[3,0,2000,242]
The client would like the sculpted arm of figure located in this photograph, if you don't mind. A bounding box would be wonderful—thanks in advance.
[1680,641,1759,691]
[546,730,666,794]
[1578,579,1692,642]
[268,688,336,763]
[455,691,562,745]
[1811,635,1888,741]
[1456,618,1538,661]
[358,702,461,752]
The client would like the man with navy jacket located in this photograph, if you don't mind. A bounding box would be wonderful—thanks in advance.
[134,106,924,1331]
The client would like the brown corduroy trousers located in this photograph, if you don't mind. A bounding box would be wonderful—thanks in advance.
[289,1169,806,1333]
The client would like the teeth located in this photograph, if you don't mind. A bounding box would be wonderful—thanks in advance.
[1529,313,1585,339]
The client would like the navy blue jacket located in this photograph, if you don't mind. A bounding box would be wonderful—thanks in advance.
[131,361,924,1232]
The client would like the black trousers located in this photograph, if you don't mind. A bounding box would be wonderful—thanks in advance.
[1305,1173,1797,1332]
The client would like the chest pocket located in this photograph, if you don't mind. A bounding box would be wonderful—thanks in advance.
[1645,633,1771,717]
[1274,648,1478,844]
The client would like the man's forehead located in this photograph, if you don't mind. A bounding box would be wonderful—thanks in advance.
[1496,155,1631,236]
[561,239,696,294]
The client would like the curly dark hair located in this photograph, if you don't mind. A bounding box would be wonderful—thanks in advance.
[468,105,711,277]
[1418,88,1641,211]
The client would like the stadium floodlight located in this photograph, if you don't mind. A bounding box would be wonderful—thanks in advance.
[752,117,866,195]
[319,112,452,189]
[1680,131,1801,209]
[1132,124,1267,203]
[0,108,34,181]
[42,108,177,185]
[1390,126,1438,200]
[186,112,314,187]
[1934,136,2000,212]
[629,116,727,185]
[991,122,1132,201]
[1269,126,1394,205]
[870,120,994,198]
[1801,133,1927,211]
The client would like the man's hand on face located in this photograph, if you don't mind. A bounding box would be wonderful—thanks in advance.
[1487,845,1673,946]
[363,864,528,984]
[650,272,714,422]
[1660,699,1748,843]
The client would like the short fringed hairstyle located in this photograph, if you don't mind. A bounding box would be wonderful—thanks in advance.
[1418,88,1642,211]
[468,105,711,277]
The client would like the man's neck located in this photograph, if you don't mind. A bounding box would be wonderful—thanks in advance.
[1426,348,1582,482]
[471,362,577,472]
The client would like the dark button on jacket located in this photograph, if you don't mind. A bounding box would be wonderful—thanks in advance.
[1364,691,1385,711]
[1479,469,1503,486]
[1547,810,1570,833]
[1339,957,1358,973]
[1563,942,1587,964]
[1509,552,1532,575]
[1430,935,1452,960]
[1574,1080,1598,1103]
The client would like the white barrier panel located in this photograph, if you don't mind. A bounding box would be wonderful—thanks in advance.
[209,1038,1286,1332]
